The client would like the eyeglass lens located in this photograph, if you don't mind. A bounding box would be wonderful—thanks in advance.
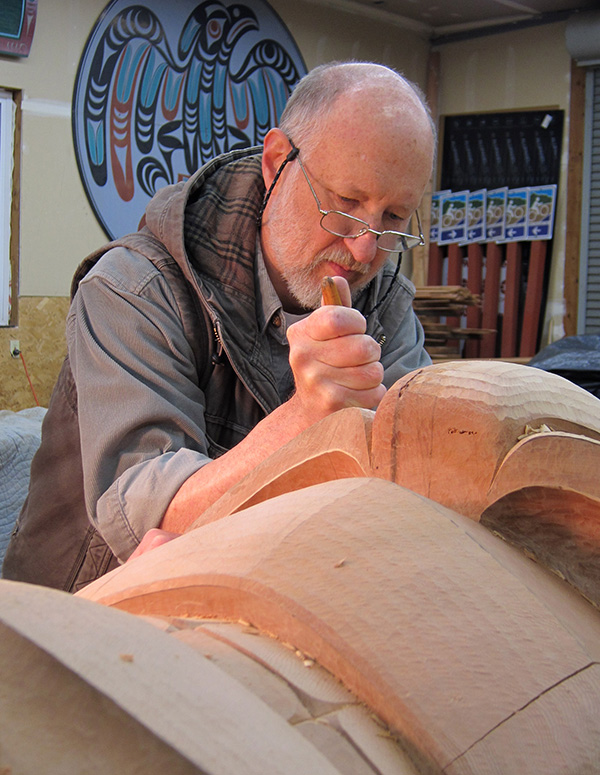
[320,211,422,252]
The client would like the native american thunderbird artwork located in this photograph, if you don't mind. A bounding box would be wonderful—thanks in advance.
[72,0,306,239]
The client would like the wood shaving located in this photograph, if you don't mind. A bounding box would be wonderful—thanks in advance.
[518,423,554,440]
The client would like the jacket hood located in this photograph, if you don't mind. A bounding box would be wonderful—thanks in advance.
[143,147,264,299]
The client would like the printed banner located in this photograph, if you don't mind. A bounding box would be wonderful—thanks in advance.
[438,191,468,245]
[431,184,556,245]
[464,189,486,244]
[503,188,529,242]
[429,189,449,244]
[485,187,508,242]
[527,185,557,240]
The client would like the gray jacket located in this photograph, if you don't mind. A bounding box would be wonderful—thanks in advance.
[3,148,429,592]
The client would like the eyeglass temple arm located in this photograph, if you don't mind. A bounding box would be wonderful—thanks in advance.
[415,210,425,243]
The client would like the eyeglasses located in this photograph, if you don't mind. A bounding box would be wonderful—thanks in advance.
[294,142,424,254]
[256,138,425,255]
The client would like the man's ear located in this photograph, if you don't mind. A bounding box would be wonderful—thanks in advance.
[262,128,292,189]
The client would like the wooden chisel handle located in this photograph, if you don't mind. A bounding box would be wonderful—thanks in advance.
[321,276,343,306]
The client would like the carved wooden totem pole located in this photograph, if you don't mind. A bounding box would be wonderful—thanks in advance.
[1,361,600,773]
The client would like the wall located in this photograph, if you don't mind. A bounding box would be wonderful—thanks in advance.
[7,0,431,298]
[435,20,573,345]
[268,0,429,79]
[3,1,109,297]
[0,0,430,410]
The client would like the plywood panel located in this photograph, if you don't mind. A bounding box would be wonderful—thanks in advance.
[0,296,69,410]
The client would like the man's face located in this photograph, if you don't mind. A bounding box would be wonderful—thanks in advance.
[261,91,435,313]
[263,160,384,311]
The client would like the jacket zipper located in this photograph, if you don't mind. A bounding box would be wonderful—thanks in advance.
[211,324,225,365]
[210,318,273,415]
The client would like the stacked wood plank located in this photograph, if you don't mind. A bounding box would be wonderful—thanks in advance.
[426,241,549,359]
[413,285,493,359]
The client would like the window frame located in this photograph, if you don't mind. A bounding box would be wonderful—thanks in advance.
[0,87,19,326]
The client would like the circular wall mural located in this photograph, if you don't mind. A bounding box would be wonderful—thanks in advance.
[72,0,306,239]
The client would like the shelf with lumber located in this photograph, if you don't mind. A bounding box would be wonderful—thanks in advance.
[424,240,549,359]
[414,284,493,359]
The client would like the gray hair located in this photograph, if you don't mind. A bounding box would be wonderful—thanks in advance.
[278,61,436,155]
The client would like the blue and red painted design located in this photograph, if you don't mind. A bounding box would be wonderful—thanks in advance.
[73,0,306,238]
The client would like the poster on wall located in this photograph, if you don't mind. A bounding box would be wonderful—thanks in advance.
[429,190,448,244]
[502,187,529,242]
[430,185,557,245]
[0,0,37,57]
[485,187,508,242]
[72,0,307,239]
[463,189,486,244]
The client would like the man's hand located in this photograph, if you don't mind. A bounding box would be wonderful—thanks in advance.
[286,276,386,420]
[160,276,385,534]
[128,528,180,560]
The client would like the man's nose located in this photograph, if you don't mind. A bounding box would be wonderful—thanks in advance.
[344,229,379,264]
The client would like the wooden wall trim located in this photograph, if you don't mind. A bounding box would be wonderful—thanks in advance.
[564,59,586,336]
[411,49,440,289]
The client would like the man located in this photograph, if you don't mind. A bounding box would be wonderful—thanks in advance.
[4,61,435,591]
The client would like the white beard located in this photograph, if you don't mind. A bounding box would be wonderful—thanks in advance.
[280,245,372,310]
[263,167,374,310]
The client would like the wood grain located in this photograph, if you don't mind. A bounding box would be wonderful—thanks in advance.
[370,361,600,520]
[188,406,373,529]
[80,477,600,771]
[0,580,344,775]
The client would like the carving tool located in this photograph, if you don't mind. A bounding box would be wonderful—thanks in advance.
[321,276,343,306]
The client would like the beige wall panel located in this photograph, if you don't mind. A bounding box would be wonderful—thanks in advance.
[19,110,107,295]
[269,0,430,81]
[437,23,570,115]
[1,0,109,297]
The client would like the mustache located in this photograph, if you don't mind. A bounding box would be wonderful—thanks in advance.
[312,247,371,275]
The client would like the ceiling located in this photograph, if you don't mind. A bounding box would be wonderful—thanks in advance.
[328,0,599,41]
